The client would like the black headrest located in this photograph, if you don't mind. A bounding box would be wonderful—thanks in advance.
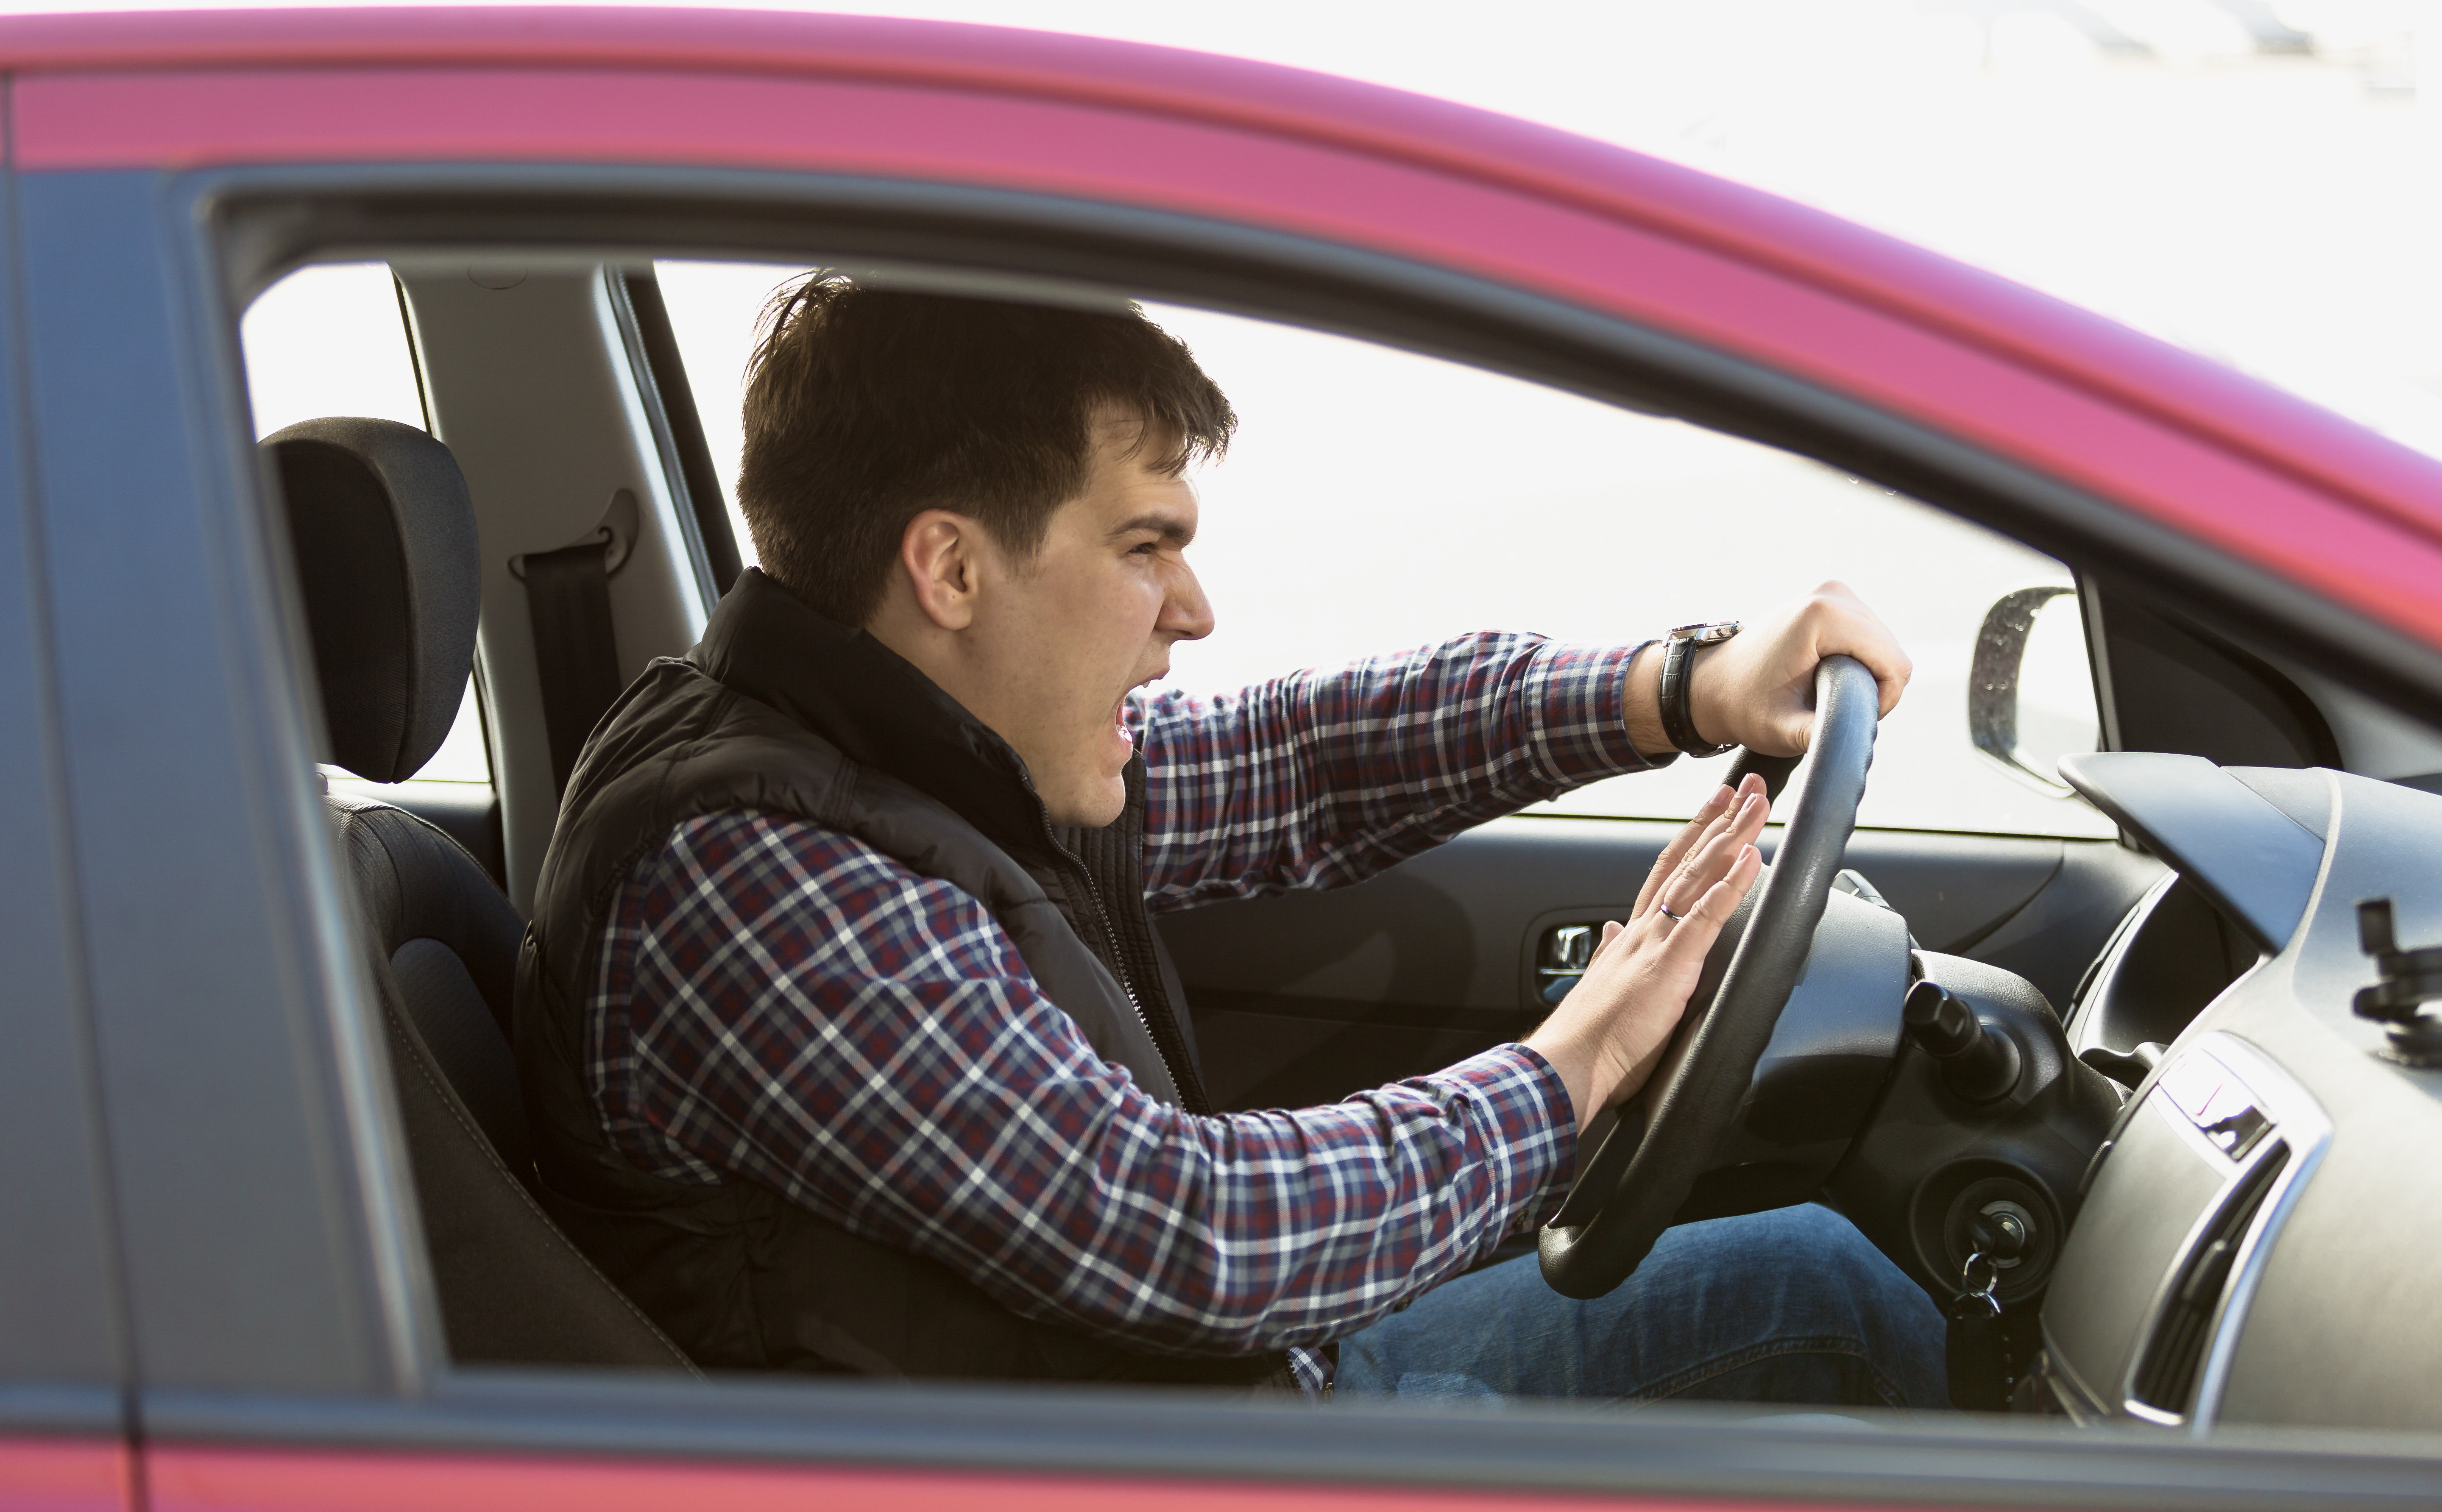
[267,418,480,783]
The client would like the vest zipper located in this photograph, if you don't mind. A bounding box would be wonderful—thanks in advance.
[1087,885,1157,1040]
[1065,854,1208,1113]
[1077,867,1163,1063]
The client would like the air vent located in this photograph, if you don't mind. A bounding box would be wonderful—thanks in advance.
[2130,1143,2289,1417]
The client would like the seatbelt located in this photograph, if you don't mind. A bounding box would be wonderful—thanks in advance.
[519,535,623,796]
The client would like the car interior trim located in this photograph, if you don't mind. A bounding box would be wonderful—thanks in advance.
[2063,874,2263,1075]
[2057,753,2325,953]
[383,254,713,910]
[599,264,726,610]
[2123,1064,2279,1421]
[2041,1032,2333,1435]
[2177,1035,2333,1437]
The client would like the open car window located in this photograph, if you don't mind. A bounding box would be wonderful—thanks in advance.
[655,259,2113,839]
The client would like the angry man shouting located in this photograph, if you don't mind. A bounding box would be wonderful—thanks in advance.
[514,276,1945,1405]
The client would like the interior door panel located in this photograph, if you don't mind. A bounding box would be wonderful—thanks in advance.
[1162,815,2164,1111]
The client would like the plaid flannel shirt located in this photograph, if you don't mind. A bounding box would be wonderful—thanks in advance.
[591,632,1657,1395]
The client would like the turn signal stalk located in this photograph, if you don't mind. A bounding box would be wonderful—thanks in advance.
[1904,980,2023,1103]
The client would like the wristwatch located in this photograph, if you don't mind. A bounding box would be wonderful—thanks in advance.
[1659,621,1741,757]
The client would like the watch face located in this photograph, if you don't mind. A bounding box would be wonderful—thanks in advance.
[1671,620,1742,644]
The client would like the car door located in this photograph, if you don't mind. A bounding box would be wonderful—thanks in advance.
[18,12,2442,1512]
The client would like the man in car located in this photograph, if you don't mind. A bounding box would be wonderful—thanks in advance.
[513,275,1945,1405]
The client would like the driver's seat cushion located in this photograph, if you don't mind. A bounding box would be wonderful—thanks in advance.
[336,793,691,1370]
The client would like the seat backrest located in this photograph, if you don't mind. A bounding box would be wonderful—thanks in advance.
[270,416,692,1372]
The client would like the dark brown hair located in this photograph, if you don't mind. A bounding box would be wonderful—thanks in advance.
[736,273,1235,625]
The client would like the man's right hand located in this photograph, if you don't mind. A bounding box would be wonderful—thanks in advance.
[1523,775,1770,1132]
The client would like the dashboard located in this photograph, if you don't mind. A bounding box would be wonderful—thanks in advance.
[2035,755,2442,1431]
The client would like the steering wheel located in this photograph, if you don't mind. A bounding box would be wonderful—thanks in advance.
[1538,654,1882,1298]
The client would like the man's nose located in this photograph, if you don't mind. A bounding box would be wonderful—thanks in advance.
[1161,560,1216,643]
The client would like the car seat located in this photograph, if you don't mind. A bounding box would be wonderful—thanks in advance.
[267,416,692,1373]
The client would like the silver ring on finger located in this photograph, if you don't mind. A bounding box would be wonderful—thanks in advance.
[1656,901,1687,923]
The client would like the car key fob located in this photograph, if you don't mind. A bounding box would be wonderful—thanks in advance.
[1946,1251,2010,1411]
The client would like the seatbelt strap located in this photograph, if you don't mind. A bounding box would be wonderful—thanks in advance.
[520,537,623,796]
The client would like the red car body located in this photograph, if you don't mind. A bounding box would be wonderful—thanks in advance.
[3,9,2439,1509]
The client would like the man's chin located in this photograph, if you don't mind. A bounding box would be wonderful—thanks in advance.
[1042,776,1129,831]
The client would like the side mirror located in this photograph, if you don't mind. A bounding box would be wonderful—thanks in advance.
[1970,586,2099,794]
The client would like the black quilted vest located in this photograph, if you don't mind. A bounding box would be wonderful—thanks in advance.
[513,568,1286,1386]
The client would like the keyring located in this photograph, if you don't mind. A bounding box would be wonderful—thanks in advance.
[1960,1250,2001,1314]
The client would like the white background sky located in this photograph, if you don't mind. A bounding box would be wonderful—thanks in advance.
[222,0,2436,832]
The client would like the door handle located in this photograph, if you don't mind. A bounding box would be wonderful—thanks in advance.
[1536,924,1596,1006]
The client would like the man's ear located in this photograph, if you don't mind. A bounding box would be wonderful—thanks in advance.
[897,509,981,632]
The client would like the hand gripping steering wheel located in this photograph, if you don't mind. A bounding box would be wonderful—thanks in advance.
[1538,655,1882,1298]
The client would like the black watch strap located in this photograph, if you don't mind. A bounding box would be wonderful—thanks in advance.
[1660,631,1738,757]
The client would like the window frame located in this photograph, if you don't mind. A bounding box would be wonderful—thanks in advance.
[0,159,131,1460]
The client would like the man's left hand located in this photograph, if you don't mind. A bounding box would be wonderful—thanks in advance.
[1627,582,1910,759]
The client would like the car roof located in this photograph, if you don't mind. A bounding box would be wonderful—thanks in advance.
[8,5,2441,647]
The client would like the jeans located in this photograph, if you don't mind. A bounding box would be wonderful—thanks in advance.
[1335,1204,1948,1409]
